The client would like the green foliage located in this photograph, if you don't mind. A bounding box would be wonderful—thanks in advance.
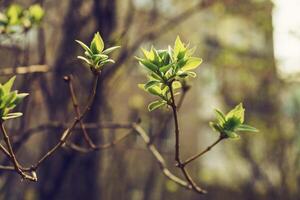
[137,36,202,111]
[76,32,120,73]
[210,103,258,139]
[0,4,44,34]
[0,76,28,121]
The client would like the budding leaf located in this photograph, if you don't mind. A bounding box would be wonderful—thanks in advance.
[210,103,258,139]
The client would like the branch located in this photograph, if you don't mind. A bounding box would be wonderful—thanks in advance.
[131,123,193,190]
[30,74,100,170]
[64,75,96,148]
[64,130,133,153]
[182,136,224,166]
[168,83,207,194]
[168,83,181,164]
[0,64,50,76]
[0,123,37,181]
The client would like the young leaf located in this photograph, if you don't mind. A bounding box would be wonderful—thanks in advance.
[75,40,92,55]
[90,32,104,53]
[147,86,163,96]
[225,131,240,139]
[144,80,160,90]
[102,46,121,54]
[236,124,259,133]
[182,57,202,71]
[3,76,16,93]
[28,4,44,22]
[2,112,23,120]
[137,58,158,73]
[226,103,245,123]
[6,4,23,25]
[148,100,166,111]
[173,36,186,60]
[214,109,226,125]
[14,93,29,105]
[172,81,182,90]
[186,71,197,78]
[77,56,91,65]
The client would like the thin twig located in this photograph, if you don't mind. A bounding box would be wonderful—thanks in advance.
[182,136,224,166]
[65,130,133,153]
[0,64,50,76]
[132,123,193,190]
[30,74,99,170]
[0,123,36,181]
[168,83,181,164]
[168,83,207,194]
[64,75,96,148]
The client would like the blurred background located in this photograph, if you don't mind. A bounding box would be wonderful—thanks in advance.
[0,0,300,199]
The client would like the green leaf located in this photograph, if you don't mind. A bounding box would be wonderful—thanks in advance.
[172,81,182,90]
[209,122,223,132]
[141,48,155,61]
[226,103,245,123]
[159,64,172,73]
[148,86,163,96]
[186,71,197,78]
[102,46,120,54]
[100,59,115,65]
[3,76,16,93]
[137,58,158,73]
[77,56,91,65]
[225,131,240,139]
[92,54,109,60]
[75,40,92,55]
[90,32,104,53]
[6,4,23,25]
[2,112,23,120]
[182,57,202,71]
[28,4,44,23]
[148,100,166,111]
[236,124,259,133]
[214,109,226,125]
[144,80,160,90]
[14,93,29,105]
[173,36,186,60]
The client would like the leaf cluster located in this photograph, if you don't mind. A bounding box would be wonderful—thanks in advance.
[210,103,258,139]
[137,36,202,111]
[0,76,28,121]
[76,32,120,73]
[0,4,44,34]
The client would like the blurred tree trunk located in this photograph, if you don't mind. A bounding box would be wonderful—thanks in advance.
[36,0,116,199]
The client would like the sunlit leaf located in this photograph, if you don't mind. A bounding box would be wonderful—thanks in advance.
[3,76,16,93]
[226,103,245,123]
[102,46,121,54]
[75,40,92,55]
[6,4,23,25]
[182,57,202,71]
[236,124,259,133]
[28,4,44,23]
[2,112,23,120]
[90,32,104,53]
[148,100,166,111]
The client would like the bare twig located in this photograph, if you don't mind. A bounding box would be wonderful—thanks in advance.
[30,74,99,170]
[65,130,133,153]
[0,123,37,181]
[182,136,224,166]
[132,123,193,190]
[167,83,207,194]
[64,75,96,148]
[0,64,50,76]
[168,83,181,164]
